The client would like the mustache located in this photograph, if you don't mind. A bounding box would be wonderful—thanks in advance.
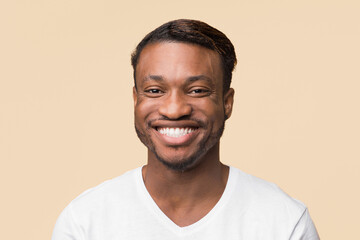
[146,116,206,129]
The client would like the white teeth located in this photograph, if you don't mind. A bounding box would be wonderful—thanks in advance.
[157,127,196,138]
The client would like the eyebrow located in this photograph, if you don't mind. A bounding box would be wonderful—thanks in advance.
[143,74,214,85]
[186,75,214,84]
[143,75,165,82]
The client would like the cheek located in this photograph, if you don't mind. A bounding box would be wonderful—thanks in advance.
[135,98,159,123]
[192,98,225,118]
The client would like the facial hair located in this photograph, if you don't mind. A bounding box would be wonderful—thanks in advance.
[135,121,225,172]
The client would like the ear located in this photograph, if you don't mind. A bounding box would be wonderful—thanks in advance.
[133,86,138,107]
[224,88,234,120]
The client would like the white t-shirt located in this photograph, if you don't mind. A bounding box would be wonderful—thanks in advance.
[52,166,319,240]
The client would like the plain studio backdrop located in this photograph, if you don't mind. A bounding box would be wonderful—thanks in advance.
[1,0,359,239]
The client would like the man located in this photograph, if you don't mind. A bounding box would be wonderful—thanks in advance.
[52,19,319,239]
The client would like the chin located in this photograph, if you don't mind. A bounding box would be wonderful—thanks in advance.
[152,147,207,172]
[156,155,199,172]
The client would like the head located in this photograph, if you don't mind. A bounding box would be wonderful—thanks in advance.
[131,19,237,95]
[131,19,237,171]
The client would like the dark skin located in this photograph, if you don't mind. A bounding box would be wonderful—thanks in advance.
[133,42,234,227]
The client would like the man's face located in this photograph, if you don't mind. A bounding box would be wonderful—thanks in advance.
[133,42,234,171]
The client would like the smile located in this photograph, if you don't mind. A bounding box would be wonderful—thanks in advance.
[157,127,197,138]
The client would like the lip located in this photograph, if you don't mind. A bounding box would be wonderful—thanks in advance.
[152,126,200,146]
[150,119,201,129]
[149,119,202,146]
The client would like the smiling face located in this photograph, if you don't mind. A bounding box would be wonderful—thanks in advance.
[133,42,234,171]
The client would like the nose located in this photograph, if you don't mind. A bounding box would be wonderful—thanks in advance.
[158,92,192,119]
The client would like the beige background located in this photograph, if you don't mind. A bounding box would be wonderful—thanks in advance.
[1,0,359,239]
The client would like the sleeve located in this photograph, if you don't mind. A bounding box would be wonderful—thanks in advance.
[289,208,320,240]
[51,204,83,240]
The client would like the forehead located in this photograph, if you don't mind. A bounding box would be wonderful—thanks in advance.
[135,42,223,86]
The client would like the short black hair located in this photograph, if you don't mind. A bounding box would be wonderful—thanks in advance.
[131,19,237,93]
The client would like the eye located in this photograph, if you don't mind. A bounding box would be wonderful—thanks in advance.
[144,88,164,97]
[191,89,205,93]
[189,88,211,96]
[146,89,162,94]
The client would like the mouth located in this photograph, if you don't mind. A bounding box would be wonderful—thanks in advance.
[152,126,200,146]
[156,127,198,138]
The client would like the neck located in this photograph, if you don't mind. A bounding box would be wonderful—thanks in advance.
[142,143,229,211]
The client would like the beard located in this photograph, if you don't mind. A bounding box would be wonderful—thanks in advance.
[135,121,225,172]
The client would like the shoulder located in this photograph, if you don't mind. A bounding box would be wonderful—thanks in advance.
[220,167,319,239]
[228,166,307,220]
[52,168,143,240]
[66,167,141,215]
